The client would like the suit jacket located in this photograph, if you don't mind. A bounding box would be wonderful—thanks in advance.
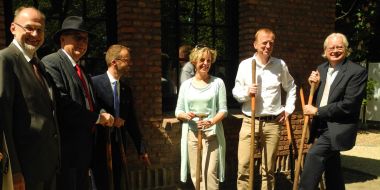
[309,59,367,150]
[92,73,144,153]
[41,49,98,168]
[0,43,60,180]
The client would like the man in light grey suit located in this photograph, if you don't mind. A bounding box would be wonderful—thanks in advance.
[299,33,367,190]
[0,6,59,190]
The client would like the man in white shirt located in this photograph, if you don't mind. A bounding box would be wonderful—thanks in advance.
[232,28,296,190]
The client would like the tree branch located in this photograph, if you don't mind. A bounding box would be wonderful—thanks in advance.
[336,0,359,21]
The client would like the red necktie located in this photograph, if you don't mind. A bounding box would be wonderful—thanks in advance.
[75,64,94,111]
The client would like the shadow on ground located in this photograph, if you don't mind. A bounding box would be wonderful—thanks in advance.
[343,167,377,184]
[342,154,380,184]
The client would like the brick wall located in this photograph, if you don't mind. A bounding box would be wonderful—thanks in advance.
[239,0,335,86]
[115,0,169,168]
[0,0,5,48]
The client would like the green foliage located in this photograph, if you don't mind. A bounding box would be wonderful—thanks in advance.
[336,0,377,62]
[336,0,378,107]
[362,78,378,105]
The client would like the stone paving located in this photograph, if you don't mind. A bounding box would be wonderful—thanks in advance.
[342,128,380,190]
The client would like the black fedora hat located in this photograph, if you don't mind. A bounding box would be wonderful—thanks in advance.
[53,16,91,43]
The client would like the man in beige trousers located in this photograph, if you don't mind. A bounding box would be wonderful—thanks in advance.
[232,28,296,190]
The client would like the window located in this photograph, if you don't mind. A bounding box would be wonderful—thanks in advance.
[161,0,238,112]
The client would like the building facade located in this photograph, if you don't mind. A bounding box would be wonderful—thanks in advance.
[0,0,335,188]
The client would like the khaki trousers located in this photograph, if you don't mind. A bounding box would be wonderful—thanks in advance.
[188,130,219,190]
[237,117,280,190]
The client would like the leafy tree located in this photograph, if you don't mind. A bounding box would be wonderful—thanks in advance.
[335,0,377,62]
[336,0,379,126]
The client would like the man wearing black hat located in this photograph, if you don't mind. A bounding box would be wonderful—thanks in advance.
[41,16,114,190]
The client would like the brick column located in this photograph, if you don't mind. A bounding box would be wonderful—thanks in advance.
[116,0,169,167]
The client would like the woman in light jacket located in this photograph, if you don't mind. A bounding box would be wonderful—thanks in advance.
[175,45,227,190]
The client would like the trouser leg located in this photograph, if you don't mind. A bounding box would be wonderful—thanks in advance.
[260,121,280,190]
[237,117,252,190]
[202,132,219,190]
[299,131,331,190]
[325,151,345,190]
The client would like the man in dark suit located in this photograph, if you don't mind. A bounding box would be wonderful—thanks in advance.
[0,6,60,190]
[91,44,149,190]
[299,33,367,190]
[41,16,113,190]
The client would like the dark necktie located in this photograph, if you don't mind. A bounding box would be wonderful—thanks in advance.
[75,64,94,111]
[113,81,120,117]
[30,57,46,88]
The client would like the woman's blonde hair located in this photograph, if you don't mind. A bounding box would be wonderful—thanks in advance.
[189,45,217,64]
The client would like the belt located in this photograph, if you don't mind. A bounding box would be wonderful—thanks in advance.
[243,114,278,122]
[255,115,277,122]
[244,114,278,122]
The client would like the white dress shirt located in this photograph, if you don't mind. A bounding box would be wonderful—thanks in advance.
[232,54,297,116]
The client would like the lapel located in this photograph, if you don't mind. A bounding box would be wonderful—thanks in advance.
[316,62,329,105]
[99,73,114,107]
[328,59,348,98]
[9,44,53,102]
[119,80,128,107]
[316,59,348,105]
[34,57,55,101]
[57,49,96,105]
[57,49,83,89]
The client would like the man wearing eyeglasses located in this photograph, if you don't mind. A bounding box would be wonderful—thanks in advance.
[0,6,60,190]
[41,16,114,190]
[299,33,367,190]
[91,44,150,190]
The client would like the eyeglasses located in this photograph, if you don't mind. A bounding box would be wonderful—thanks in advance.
[115,58,131,63]
[13,22,44,34]
[327,45,345,52]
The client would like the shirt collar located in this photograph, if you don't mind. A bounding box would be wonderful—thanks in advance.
[253,53,273,68]
[12,39,34,62]
[61,49,77,67]
[328,58,345,71]
[106,71,118,84]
